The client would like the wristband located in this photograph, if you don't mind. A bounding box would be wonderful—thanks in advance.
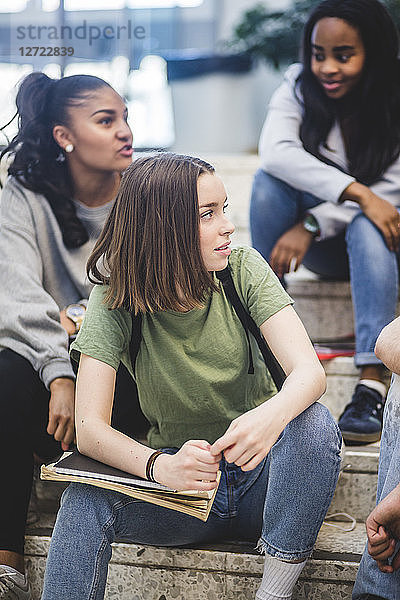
[145,449,164,483]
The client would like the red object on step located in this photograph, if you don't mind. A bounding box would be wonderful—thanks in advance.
[313,335,355,361]
[314,346,355,360]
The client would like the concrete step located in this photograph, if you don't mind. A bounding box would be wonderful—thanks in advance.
[329,445,379,523]
[320,357,358,420]
[24,520,366,600]
[24,440,377,600]
[286,270,354,342]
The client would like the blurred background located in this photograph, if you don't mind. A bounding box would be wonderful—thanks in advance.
[0,0,300,155]
[1,0,399,155]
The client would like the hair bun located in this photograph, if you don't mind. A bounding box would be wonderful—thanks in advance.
[16,72,56,127]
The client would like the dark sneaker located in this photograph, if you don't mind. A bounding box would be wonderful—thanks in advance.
[0,566,32,599]
[338,384,384,444]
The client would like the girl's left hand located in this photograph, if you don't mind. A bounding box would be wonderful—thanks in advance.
[210,400,288,471]
[269,223,313,278]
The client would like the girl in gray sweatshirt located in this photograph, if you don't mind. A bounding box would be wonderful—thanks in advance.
[0,71,147,599]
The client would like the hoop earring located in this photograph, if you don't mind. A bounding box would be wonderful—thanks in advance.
[65,143,74,153]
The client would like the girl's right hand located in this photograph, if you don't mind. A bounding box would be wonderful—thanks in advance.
[153,440,221,491]
[48,377,75,451]
[342,182,400,252]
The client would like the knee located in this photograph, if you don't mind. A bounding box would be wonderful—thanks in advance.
[0,350,45,426]
[251,170,290,208]
[0,349,36,383]
[346,212,385,251]
[287,403,342,457]
[59,484,114,530]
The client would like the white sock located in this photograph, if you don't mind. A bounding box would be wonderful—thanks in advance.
[359,379,386,399]
[255,555,307,600]
[0,565,27,588]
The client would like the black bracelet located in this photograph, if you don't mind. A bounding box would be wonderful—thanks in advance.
[145,449,164,483]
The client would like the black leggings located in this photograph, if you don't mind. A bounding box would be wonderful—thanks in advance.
[0,349,149,555]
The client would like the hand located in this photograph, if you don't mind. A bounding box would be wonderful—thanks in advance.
[60,309,76,336]
[48,377,75,451]
[342,183,400,252]
[210,400,288,472]
[366,483,400,573]
[153,440,221,492]
[269,223,313,278]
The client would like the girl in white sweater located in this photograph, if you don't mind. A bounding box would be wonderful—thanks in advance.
[250,0,400,446]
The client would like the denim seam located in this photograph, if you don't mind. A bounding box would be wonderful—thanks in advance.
[237,458,267,502]
[257,430,342,562]
[355,352,383,367]
[255,537,314,561]
[89,497,139,600]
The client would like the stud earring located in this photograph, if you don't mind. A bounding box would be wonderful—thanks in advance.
[65,143,74,153]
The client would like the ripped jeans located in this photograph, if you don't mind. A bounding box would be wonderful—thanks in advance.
[42,403,342,600]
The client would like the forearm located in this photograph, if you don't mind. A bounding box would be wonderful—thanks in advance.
[263,360,326,425]
[259,305,326,423]
[76,420,154,480]
[75,354,156,479]
[340,181,371,206]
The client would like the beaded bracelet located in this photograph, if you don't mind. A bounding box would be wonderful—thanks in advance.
[145,449,164,483]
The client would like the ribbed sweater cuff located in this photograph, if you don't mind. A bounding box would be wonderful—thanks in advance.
[40,359,75,390]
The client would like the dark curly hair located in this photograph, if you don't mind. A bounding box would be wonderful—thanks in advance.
[298,0,400,185]
[1,73,111,248]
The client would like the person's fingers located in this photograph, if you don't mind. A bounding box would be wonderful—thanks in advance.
[270,246,291,277]
[240,452,264,472]
[47,413,57,436]
[368,537,392,554]
[63,420,75,446]
[53,419,68,443]
[211,430,237,456]
[276,250,293,277]
[391,548,400,571]
[366,522,387,542]
[230,448,257,467]
[187,479,219,491]
[221,438,251,465]
[388,221,400,252]
[194,468,219,480]
[376,560,393,574]
[368,542,395,561]
[187,442,221,464]
[187,439,211,450]
[383,228,395,252]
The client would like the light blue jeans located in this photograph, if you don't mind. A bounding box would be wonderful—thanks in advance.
[250,170,400,367]
[353,376,400,599]
[42,403,341,600]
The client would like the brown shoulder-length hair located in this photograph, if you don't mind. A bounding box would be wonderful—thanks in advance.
[87,152,220,313]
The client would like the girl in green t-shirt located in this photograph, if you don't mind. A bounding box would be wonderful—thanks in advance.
[42,153,342,600]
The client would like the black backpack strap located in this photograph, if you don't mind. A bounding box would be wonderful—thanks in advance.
[129,312,142,376]
[216,267,286,391]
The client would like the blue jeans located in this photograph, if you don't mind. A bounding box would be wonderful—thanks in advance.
[250,170,400,367]
[42,403,341,600]
[353,376,400,599]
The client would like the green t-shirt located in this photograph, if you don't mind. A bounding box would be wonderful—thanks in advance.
[71,246,293,448]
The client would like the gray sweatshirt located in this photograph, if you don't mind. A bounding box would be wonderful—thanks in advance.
[0,176,113,388]
[259,64,400,239]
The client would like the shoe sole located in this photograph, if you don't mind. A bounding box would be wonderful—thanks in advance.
[341,430,381,443]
